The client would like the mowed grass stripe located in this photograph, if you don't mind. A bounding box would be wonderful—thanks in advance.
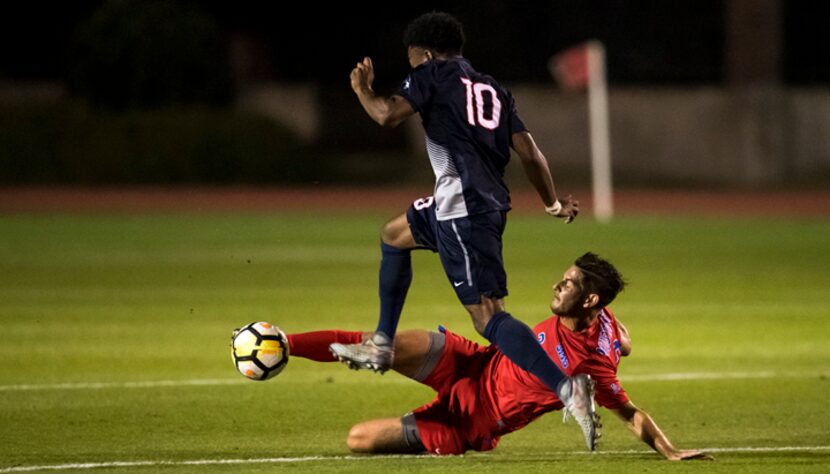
[0,370,827,392]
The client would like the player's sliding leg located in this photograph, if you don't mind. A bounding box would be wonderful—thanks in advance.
[331,213,417,373]
[290,329,433,375]
[346,415,424,453]
[287,331,364,363]
[384,330,436,379]
[471,298,600,451]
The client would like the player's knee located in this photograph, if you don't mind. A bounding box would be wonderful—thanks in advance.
[469,311,492,337]
[380,220,399,244]
[466,298,502,336]
[381,214,414,248]
[346,424,374,453]
[380,223,393,244]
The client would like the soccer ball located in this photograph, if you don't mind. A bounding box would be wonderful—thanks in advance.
[231,322,289,381]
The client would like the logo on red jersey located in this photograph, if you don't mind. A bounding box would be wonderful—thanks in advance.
[555,344,570,369]
[537,332,545,344]
[597,313,613,357]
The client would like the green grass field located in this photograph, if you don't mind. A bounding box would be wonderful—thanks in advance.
[1,211,829,473]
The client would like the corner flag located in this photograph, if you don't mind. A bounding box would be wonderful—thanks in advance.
[549,41,614,222]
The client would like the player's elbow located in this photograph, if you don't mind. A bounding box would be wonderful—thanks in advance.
[377,114,404,128]
[372,95,413,128]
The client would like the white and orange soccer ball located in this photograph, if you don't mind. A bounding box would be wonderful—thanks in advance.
[231,322,289,381]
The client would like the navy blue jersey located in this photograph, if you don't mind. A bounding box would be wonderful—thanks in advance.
[397,58,527,220]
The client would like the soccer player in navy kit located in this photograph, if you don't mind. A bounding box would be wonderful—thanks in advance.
[329,12,595,449]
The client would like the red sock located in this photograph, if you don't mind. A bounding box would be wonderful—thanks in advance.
[287,330,363,362]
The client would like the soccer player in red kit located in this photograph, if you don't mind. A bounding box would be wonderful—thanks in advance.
[284,253,709,459]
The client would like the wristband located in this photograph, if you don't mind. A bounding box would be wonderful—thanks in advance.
[545,201,563,216]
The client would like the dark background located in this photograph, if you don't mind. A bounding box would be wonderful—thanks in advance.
[3,0,828,87]
[1,1,828,186]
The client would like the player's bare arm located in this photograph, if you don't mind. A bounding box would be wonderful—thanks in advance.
[610,401,711,461]
[511,130,579,223]
[350,57,416,128]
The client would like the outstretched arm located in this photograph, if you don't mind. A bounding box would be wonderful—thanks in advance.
[511,131,578,223]
[351,57,416,128]
[610,402,711,461]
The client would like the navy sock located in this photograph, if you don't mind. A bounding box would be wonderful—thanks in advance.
[483,311,568,396]
[376,242,412,339]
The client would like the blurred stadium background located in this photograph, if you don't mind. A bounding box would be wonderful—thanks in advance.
[2,0,830,189]
[1,1,830,473]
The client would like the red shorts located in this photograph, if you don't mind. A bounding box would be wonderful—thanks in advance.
[412,330,504,455]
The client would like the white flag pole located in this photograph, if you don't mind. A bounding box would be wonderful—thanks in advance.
[587,41,614,222]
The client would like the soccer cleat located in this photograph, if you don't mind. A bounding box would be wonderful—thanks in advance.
[559,374,601,451]
[329,332,394,373]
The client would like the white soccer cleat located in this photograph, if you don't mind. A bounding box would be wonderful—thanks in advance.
[329,332,394,373]
[560,374,601,451]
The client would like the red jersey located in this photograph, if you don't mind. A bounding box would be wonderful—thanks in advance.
[482,308,629,434]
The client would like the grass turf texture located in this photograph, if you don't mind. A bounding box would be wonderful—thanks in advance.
[1,212,829,473]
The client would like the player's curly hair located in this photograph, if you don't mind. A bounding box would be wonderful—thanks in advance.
[403,12,465,55]
[574,252,626,307]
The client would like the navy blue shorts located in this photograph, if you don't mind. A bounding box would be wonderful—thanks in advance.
[406,196,508,305]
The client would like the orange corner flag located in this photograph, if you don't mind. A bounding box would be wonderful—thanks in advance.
[549,43,591,91]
